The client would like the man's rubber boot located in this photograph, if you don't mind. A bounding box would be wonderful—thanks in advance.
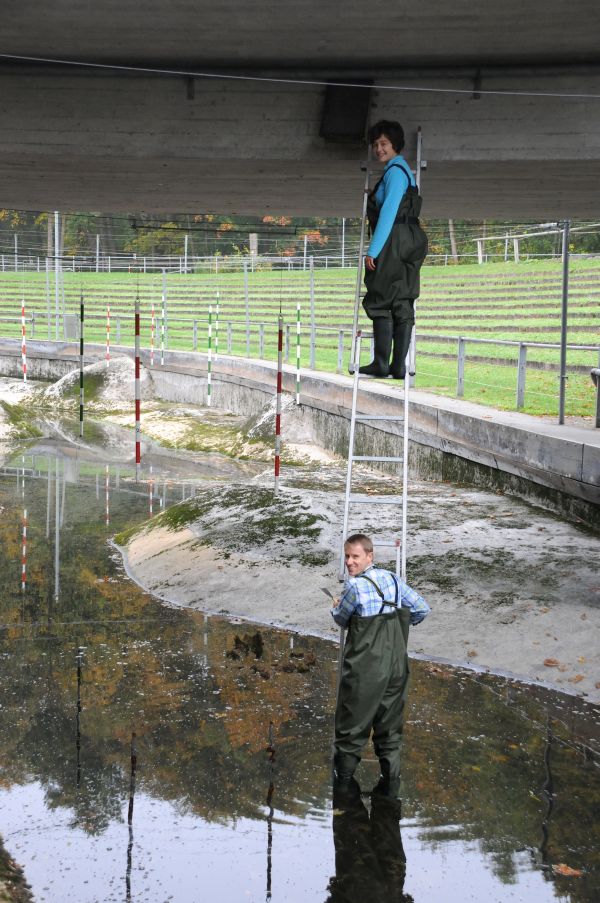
[358,317,393,377]
[372,759,401,800]
[390,321,413,380]
[333,752,360,783]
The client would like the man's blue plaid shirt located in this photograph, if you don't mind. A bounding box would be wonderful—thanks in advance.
[332,565,430,628]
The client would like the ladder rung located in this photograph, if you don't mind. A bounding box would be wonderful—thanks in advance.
[371,541,401,548]
[355,415,404,422]
[349,494,403,505]
[352,455,404,463]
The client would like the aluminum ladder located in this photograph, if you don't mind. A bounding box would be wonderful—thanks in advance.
[338,127,425,582]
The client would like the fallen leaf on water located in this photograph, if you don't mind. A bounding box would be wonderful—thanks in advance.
[577,655,586,663]
[595,681,600,689]
[568,675,584,684]
[558,664,569,672]
[467,650,478,658]
[471,765,481,771]
[539,607,550,613]
[544,658,560,667]
[552,864,583,878]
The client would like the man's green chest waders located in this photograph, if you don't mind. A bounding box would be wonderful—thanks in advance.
[334,574,411,797]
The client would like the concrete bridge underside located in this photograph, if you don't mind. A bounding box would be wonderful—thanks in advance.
[1,1,600,218]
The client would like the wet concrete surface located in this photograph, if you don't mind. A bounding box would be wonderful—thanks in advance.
[0,441,599,902]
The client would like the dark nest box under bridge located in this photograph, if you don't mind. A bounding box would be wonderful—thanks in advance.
[320,82,373,141]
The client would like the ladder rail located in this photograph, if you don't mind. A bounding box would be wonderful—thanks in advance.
[349,165,372,373]
[339,331,363,580]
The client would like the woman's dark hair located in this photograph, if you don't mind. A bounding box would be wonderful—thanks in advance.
[368,119,405,152]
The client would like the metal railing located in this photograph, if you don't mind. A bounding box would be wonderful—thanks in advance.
[10,307,599,424]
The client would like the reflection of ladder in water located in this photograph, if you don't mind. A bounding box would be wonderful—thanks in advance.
[338,128,425,583]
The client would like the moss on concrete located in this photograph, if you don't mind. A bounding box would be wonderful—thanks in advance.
[118,483,332,565]
[0,401,42,438]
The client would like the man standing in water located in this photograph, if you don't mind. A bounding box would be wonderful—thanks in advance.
[330,534,430,798]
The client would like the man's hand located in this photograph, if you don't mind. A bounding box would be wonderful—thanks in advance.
[365,255,377,272]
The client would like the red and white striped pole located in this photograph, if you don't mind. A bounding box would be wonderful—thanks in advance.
[21,298,27,383]
[106,304,110,368]
[274,315,283,494]
[21,506,27,591]
[135,294,141,481]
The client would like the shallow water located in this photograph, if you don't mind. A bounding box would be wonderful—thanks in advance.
[0,442,599,903]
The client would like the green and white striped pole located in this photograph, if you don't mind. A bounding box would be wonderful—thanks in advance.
[160,269,166,366]
[215,289,220,359]
[207,305,213,407]
[295,301,301,405]
[79,292,84,438]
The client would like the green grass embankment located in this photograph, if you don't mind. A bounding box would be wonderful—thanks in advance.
[0,257,598,417]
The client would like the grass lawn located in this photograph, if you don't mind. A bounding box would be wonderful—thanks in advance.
[1,257,598,418]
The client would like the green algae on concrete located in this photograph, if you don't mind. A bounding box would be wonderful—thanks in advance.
[116,483,331,566]
[0,401,42,439]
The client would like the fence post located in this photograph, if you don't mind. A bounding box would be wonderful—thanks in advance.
[309,256,316,368]
[592,366,600,429]
[558,219,570,425]
[244,260,250,356]
[476,240,484,265]
[193,319,198,351]
[227,321,232,354]
[457,337,466,397]
[259,323,265,359]
[337,330,345,374]
[513,238,520,263]
[516,343,527,409]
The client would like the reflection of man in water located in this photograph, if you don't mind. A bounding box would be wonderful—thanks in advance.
[326,781,413,903]
[330,534,430,798]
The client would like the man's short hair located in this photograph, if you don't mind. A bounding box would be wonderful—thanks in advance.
[368,119,405,152]
[345,533,374,554]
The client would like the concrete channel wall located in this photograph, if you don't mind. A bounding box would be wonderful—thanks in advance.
[1,341,599,528]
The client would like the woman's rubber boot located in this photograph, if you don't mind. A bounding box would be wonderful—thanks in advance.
[358,317,392,378]
[390,321,413,380]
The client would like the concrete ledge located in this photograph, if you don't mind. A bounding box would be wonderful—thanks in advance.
[1,340,598,524]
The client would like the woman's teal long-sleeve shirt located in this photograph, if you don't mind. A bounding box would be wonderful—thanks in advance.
[366,155,416,259]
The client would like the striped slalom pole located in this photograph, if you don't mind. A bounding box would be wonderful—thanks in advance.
[274,316,283,493]
[105,464,110,526]
[106,304,110,367]
[295,302,301,405]
[21,298,27,383]
[215,290,220,359]
[150,300,155,367]
[79,293,84,438]
[21,464,27,591]
[21,505,27,591]
[135,294,141,481]
[207,305,213,407]
[160,270,166,366]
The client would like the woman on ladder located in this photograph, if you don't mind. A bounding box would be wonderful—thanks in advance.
[360,120,428,379]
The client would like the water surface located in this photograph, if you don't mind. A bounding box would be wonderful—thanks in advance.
[0,443,598,903]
